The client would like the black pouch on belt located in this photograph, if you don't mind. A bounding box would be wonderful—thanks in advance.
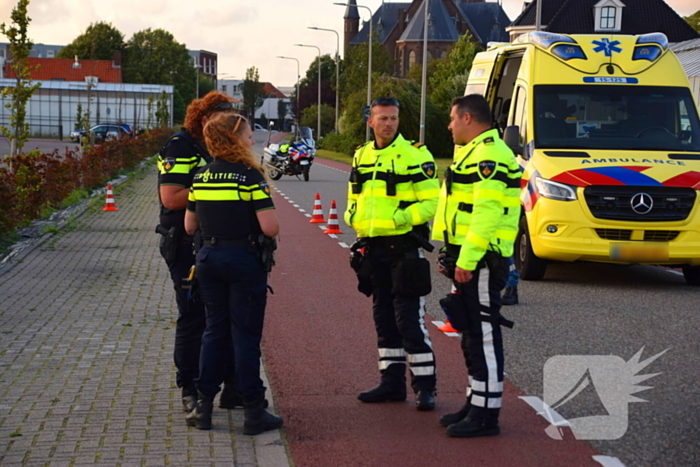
[483,250,508,281]
[391,256,432,297]
[439,292,468,331]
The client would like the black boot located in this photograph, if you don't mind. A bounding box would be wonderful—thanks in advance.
[243,395,283,436]
[439,399,471,426]
[185,392,214,430]
[502,286,518,305]
[415,390,435,411]
[446,407,500,438]
[181,383,197,413]
[219,384,269,410]
[357,383,406,403]
[219,382,244,409]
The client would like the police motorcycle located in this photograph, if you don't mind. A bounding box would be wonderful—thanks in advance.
[262,124,315,182]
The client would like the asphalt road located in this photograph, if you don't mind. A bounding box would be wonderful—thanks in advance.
[260,153,700,467]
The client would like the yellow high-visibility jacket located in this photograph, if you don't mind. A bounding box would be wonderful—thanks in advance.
[345,134,440,238]
[431,129,521,270]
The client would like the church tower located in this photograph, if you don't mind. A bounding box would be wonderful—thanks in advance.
[343,0,360,57]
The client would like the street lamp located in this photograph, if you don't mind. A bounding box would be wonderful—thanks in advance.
[277,56,300,135]
[309,26,340,134]
[294,43,322,141]
[192,56,202,99]
[335,2,373,141]
[419,0,429,143]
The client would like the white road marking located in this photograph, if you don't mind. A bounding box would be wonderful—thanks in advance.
[519,396,568,423]
[592,456,626,467]
[339,242,349,248]
[304,214,312,218]
[328,234,338,238]
[293,204,300,208]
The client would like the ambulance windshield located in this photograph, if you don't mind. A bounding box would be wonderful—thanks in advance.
[533,85,700,152]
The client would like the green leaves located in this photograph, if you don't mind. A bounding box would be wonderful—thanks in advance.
[0,0,41,161]
[56,22,125,61]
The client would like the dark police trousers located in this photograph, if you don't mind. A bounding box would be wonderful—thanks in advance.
[194,245,268,401]
[367,242,436,393]
[164,235,234,389]
[454,258,508,410]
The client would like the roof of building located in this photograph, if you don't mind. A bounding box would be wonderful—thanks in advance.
[262,82,286,98]
[459,1,511,44]
[4,57,122,83]
[671,37,700,77]
[512,0,699,43]
[350,2,411,45]
[0,78,171,93]
[399,0,461,42]
[344,0,360,19]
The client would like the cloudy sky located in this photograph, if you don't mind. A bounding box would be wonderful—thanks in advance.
[1,0,697,88]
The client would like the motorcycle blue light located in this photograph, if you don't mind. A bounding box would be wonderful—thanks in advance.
[632,46,662,61]
[551,44,587,61]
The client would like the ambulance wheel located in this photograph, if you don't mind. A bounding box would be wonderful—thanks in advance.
[302,165,310,181]
[682,266,700,286]
[516,216,547,280]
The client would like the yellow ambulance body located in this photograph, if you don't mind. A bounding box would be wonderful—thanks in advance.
[465,32,700,284]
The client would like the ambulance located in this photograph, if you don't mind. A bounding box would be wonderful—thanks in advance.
[465,32,700,285]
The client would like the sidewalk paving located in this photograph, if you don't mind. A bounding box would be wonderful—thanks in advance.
[0,163,290,466]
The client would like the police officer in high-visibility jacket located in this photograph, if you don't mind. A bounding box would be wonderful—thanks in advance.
[432,94,520,437]
[345,97,440,411]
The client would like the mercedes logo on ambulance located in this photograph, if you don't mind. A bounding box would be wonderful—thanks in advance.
[631,193,653,215]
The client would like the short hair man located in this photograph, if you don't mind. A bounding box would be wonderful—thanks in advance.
[344,97,440,410]
[432,94,520,437]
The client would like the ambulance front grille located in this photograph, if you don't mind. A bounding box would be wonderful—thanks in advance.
[595,229,680,242]
[584,186,695,222]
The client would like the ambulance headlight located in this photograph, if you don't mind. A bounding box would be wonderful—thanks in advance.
[535,177,577,201]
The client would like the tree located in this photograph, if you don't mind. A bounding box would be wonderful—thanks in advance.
[429,34,479,115]
[0,0,41,163]
[277,99,289,122]
[57,22,125,61]
[684,10,700,33]
[197,73,215,99]
[123,28,195,123]
[339,34,395,102]
[155,91,170,128]
[242,66,266,121]
[301,104,335,136]
[297,54,337,117]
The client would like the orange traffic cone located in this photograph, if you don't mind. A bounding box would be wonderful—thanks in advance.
[102,184,119,211]
[324,200,343,234]
[437,319,458,333]
[309,193,326,223]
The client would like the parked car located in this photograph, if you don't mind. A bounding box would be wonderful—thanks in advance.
[71,123,133,143]
[253,123,265,131]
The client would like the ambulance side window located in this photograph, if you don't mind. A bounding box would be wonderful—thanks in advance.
[513,86,528,147]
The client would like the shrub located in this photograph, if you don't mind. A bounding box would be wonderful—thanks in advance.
[0,127,171,239]
[318,132,362,155]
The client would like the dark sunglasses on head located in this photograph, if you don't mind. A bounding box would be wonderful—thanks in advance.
[371,97,400,108]
[208,101,235,113]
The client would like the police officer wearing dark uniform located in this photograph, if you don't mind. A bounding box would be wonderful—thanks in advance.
[156,91,239,415]
[345,97,440,411]
[432,95,520,437]
[184,112,283,435]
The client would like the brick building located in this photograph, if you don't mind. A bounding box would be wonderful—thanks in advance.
[343,0,511,76]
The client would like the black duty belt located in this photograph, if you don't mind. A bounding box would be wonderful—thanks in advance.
[203,237,252,248]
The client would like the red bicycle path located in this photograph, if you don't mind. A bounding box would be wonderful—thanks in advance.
[261,160,601,467]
